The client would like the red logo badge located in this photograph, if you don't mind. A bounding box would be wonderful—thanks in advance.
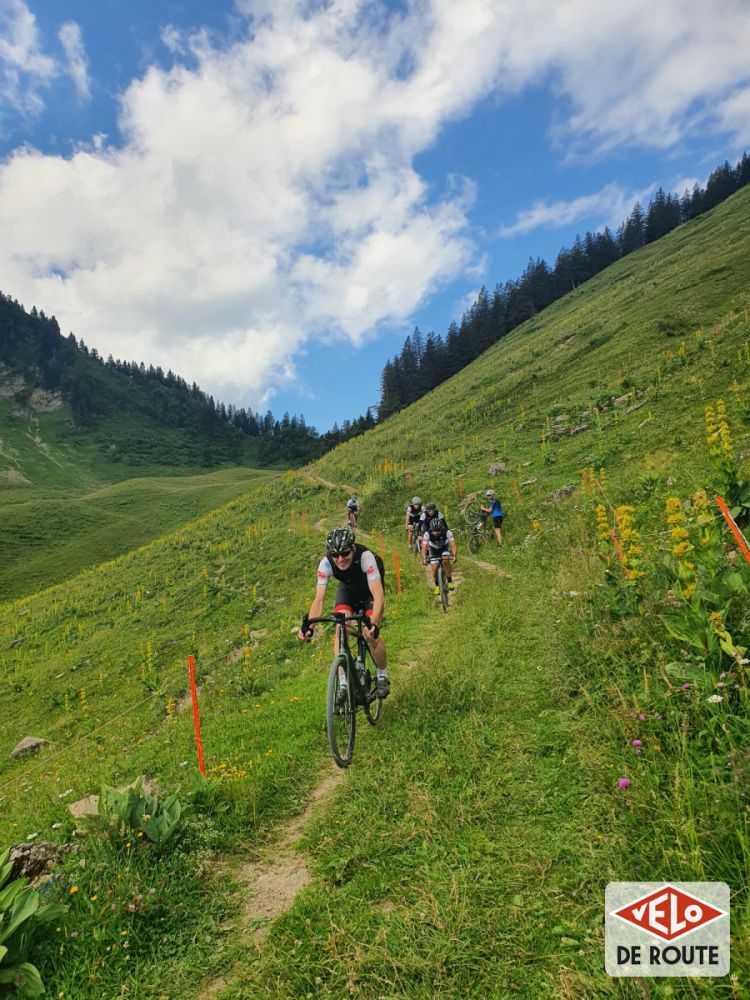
[611,885,726,942]
[367,565,376,574]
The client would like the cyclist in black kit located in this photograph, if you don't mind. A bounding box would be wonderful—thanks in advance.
[404,496,423,548]
[346,496,360,529]
[422,513,457,595]
[298,526,389,698]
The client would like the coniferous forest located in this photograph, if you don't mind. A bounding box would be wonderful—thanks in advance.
[0,294,375,467]
[378,152,750,419]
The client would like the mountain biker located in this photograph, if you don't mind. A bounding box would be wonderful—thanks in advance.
[419,500,439,528]
[479,489,504,545]
[298,526,389,698]
[346,496,360,529]
[422,514,457,595]
[404,496,423,548]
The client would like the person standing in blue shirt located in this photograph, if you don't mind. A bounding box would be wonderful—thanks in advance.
[479,489,504,546]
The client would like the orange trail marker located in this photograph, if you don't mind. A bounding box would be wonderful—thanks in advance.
[188,655,206,777]
[393,552,402,593]
[716,495,750,566]
[379,529,384,557]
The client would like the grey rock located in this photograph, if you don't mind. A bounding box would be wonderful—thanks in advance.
[10,736,51,759]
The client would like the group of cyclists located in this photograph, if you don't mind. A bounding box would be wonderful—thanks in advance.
[298,489,505,704]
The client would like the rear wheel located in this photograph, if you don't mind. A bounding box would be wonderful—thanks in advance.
[326,655,355,768]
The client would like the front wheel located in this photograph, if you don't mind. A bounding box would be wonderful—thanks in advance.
[463,503,481,524]
[326,655,356,768]
[438,564,449,611]
[469,530,483,553]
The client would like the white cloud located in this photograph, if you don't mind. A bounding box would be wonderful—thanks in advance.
[0,1,91,123]
[715,86,750,148]
[0,0,749,408]
[0,0,56,117]
[497,182,655,239]
[58,21,90,101]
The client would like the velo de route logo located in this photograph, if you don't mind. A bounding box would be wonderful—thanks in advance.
[605,882,730,977]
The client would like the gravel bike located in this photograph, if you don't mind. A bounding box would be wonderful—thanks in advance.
[469,512,489,553]
[301,610,383,768]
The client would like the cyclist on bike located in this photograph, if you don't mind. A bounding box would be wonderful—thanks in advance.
[404,496,423,549]
[421,513,457,595]
[479,489,504,545]
[298,526,389,698]
[346,496,360,529]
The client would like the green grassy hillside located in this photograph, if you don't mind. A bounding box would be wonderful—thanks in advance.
[2,187,750,998]
[0,466,278,600]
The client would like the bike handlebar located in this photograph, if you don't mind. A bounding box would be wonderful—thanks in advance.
[304,611,368,625]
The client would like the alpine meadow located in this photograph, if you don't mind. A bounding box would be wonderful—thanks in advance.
[2,184,750,999]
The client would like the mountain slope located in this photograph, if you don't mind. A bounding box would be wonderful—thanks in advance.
[1,187,750,996]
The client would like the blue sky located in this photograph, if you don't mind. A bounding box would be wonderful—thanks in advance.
[1,0,749,431]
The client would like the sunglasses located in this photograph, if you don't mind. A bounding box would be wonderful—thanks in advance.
[331,548,354,559]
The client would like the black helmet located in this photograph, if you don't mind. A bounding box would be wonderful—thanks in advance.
[326,526,355,555]
[429,516,444,533]
[425,502,437,516]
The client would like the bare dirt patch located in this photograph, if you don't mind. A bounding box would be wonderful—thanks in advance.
[1,468,30,485]
[200,767,344,998]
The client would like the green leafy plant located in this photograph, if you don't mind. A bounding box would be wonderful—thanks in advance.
[0,848,67,997]
[97,777,183,846]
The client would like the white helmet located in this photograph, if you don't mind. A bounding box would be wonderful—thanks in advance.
[412,496,421,505]
[486,489,496,498]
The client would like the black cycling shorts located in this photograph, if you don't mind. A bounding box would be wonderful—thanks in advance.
[493,514,504,528]
[333,582,374,616]
[427,543,451,564]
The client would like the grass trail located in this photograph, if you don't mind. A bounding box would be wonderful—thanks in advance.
[208,540,636,999]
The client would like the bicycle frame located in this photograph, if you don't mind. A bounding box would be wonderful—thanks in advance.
[303,611,372,704]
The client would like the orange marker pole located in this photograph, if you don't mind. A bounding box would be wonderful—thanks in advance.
[188,655,206,776]
[393,552,402,593]
[458,476,463,497]
[716,495,750,566]
[379,530,384,557]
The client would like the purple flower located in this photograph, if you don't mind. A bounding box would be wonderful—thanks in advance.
[631,739,642,747]
[617,778,631,789]
[638,712,646,721]
[681,683,691,690]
